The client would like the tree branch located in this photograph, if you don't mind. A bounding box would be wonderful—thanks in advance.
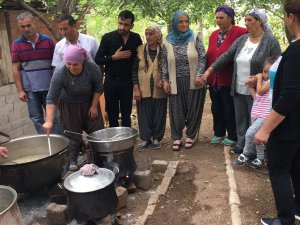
[16,0,62,41]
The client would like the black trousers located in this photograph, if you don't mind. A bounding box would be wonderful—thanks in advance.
[209,86,237,141]
[267,136,300,225]
[104,76,133,127]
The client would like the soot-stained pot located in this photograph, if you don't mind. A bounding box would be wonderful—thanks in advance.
[63,168,118,222]
[88,127,138,182]
[0,135,69,193]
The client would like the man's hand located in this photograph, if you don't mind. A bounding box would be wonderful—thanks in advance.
[112,46,131,61]
[134,88,142,103]
[18,90,28,102]
[0,147,8,158]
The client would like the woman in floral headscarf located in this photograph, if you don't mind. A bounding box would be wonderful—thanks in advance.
[201,8,281,156]
[132,25,167,150]
[162,11,206,151]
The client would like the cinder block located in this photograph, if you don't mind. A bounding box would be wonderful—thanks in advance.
[9,127,24,138]
[115,186,128,210]
[11,117,31,129]
[132,170,152,191]
[151,160,168,173]
[13,101,27,111]
[46,203,69,225]
[0,104,11,116]
[97,215,112,225]
[0,96,6,106]
[8,109,22,122]
[0,85,12,96]
[5,93,19,104]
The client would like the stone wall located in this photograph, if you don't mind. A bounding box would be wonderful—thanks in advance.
[0,83,36,141]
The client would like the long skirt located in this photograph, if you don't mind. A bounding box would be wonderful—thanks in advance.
[58,99,104,165]
[137,97,167,141]
[169,77,206,140]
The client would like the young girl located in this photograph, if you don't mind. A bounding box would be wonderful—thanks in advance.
[234,56,277,168]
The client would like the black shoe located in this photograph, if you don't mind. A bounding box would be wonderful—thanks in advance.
[231,146,243,154]
[138,140,152,151]
[261,218,282,225]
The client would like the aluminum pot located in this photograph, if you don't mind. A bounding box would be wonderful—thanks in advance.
[63,168,118,221]
[0,185,24,225]
[0,135,69,193]
[88,127,138,180]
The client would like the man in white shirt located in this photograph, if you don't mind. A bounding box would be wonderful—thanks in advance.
[52,15,99,67]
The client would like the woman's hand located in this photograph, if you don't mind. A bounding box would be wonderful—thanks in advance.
[195,76,206,87]
[0,147,8,158]
[163,81,171,94]
[245,76,258,88]
[89,105,98,119]
[134,88,142,103]
[254,128,270,145]
[156,80,163,88]
[43,121,53,136]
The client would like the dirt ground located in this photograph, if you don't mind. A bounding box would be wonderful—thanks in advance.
[127,94,300,225]
[18,94,300,225]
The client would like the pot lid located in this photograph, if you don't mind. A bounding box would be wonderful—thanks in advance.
[64,168,115,193]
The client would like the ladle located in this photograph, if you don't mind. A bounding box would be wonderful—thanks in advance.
[64,130,132,141]
[48,136,52,156]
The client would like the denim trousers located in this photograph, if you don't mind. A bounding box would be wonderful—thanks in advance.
[26,91,60,134]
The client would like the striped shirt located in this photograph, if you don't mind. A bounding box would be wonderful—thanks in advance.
[11,33,54,92]
[251,82,271,119]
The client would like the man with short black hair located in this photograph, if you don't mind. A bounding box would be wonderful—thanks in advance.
[11,11,60,134]
[96,10,142,127]
[52,14,99,67]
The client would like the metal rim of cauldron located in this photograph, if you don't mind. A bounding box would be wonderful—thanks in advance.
[87,127,138,143]
[0,134,69,167]
[0,185,17,215]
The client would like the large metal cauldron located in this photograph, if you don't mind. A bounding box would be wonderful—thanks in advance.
[88,127,138,182]
[64,168,118,222]
[0,135,69,193]
[0,185,24,225]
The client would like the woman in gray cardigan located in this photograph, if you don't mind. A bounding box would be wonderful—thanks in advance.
[201,9,281,154]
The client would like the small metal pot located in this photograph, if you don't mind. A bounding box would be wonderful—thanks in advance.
[63,168,118,222]
[0,185,24,225]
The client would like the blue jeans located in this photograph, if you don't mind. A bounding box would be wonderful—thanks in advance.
[26,91,60,134]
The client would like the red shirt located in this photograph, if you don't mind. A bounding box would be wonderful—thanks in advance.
[206,26,247,87]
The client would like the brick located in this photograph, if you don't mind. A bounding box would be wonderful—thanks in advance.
[13,101,27,111]
[8,109,23,122]
[0,104,11,116]
[0,85,12,96]
[46,203,69,225]
[0,115,8,125]
[9,127,24,138]
[132,170,152,191]
[31,222,41,225]
[5,93,19,104]
[0,123,12,133]
[11,117,31,129]
[0,96,6,106]
[115,186,128,210]
[23,123,36,135]
[151,160,168,173]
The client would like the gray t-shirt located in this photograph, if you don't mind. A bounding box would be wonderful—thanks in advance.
[47,59,102,104]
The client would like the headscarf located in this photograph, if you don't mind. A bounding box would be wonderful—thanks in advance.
[63,45,90,64]
[215,6,235,25]
[166,10,194,46]
[246,8,273,34]
[145,25,163,43]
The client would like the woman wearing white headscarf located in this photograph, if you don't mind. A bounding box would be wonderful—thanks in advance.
[132,25,167,150]
[201,8,281,154]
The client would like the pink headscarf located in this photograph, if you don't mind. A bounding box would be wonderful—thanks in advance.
[63,45,90,64]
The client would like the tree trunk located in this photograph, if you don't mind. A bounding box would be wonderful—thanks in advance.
[16,0,62,41]
[281,0,293,43]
